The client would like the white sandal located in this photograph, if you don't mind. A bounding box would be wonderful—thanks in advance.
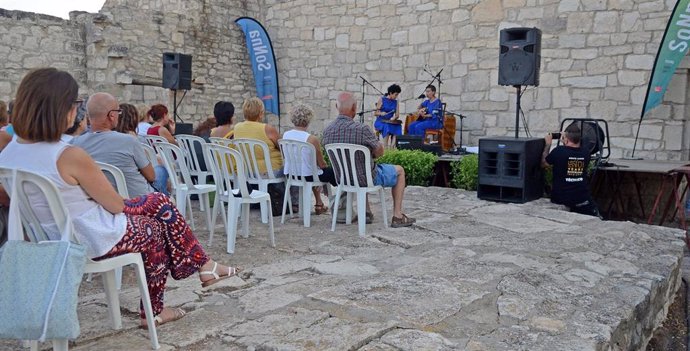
[140,307,186,330]
[200,262,241,287]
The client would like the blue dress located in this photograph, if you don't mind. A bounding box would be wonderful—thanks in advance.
[408,98,443,136]
[373,96,401,137]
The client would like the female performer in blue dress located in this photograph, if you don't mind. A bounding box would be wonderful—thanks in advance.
[374,84,402,148]
[408,84,443,136]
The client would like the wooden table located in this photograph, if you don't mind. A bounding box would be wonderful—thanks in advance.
[593,159,690,227]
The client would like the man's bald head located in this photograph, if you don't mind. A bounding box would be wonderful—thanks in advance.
[336,92,356,118]
[87,92,118,120]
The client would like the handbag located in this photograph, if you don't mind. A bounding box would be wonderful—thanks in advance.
[0,169,85,341]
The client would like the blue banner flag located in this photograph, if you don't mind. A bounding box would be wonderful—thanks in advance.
[235,17,280,119]
[641,0,690,117]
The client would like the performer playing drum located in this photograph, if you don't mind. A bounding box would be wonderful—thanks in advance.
[374,84,402,148]
[408,84,443,136]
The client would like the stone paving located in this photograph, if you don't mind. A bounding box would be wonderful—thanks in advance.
[4,186,685,350]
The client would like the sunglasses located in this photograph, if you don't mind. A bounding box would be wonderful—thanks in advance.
[107,109,123,116]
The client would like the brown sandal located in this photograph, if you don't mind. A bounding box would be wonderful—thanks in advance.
[391,214,416,228]
[313,203,329,215]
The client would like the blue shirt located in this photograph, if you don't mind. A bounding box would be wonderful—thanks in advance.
[421,99,442,121]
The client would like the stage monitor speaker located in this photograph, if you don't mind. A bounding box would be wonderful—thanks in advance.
[162,52,192,90]
[498,27,541,87]
[174,123,194,135]
[397,135,442,155]
[477,137,544,203]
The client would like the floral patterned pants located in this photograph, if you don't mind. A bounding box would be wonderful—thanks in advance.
[95,192,209,318]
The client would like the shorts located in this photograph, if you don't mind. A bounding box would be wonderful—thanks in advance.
[373,164,398,187]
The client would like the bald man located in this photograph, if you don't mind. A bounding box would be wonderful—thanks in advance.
[71,93,167,197]
[322,92,415,228]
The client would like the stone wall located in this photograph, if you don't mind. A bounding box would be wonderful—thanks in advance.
[261,0,689,160]
[0,0,688,160]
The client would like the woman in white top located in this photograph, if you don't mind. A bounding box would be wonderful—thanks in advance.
[282,103,336,215]
[0,68,241,329]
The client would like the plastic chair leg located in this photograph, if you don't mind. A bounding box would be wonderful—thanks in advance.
[379,188,389,228]
[242,203,250,238]
[52,339,68,351]
[281,179,291,224]
[102,270,122,329]
[356,191,367,237]
[134,260,160,350]
[202,193,213,231]
[227,200,239,254]
[115,267,123,291]
[303,185,312,227]
[331,189,341,232]
[266,198,276,247]
[209,195,220,246]
[345,193,353,224]
[259,183,269,224]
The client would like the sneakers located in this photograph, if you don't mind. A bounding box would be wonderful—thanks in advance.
[391,214,416,228]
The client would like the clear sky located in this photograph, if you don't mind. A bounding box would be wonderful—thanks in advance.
[0,0,106,19]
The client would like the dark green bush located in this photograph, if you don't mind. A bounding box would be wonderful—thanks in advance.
[377,149,438,186]
[450,154,479,190]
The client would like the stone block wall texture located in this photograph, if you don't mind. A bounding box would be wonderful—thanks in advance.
[0,0,688,160]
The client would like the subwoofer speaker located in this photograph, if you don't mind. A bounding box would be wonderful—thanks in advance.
[162,52,192,90]
[498,27,541,87]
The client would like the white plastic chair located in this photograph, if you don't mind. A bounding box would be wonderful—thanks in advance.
[176,135,213,211]
[0,167,160,350]
[278,139,329,227]
[324,143,388,237]
[203,143,275,254]
[209,137,234,148]
[233,138,284,223]
[95,162,129,290]
[144,135,167,150]
[155,143,215,231]
[141,143,158,166]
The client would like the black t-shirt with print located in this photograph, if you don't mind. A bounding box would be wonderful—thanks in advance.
[545,145,591,206]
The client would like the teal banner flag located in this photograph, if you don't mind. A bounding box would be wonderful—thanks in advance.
[642,0,690,117]
[235,17,281,124]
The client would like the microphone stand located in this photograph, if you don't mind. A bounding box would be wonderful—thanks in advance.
[417,66,444,99]
[445,110,467,153]
[357,109,378,124]
[358,76,385,124]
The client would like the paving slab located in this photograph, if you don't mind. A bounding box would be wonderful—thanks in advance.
[1,186,684,350]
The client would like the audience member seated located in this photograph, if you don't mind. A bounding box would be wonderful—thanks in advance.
[115,102,170,195]
[136,103,152,137]
[72,93,167,198]
[233,97,283,176]
[283,103,337,215]
[194,117,217,141]
[146,104,177,145]
[209,101,236,139]
[0,68,242,328]
[322,92,416,227]
[408,84,443,136]
[542,123,601,218]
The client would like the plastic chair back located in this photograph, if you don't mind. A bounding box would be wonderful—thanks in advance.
[155,142,195,191]
[144,135,166,150]
[140,143,158,166]
[324,143,376,190]
[278,139,321,184]
[204,144,250,199]
[96,162,130,199]
[233,138,280,181]
[210,137,234,148]
[175,135,209,176]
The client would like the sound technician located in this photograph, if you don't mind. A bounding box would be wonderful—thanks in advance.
[542,123,601,218]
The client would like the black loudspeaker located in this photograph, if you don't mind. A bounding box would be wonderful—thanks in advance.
[396,135,442,155]
[477,137,544,203]
[174,123,193,135]
[498,27,541,87]
[162,52,192,90]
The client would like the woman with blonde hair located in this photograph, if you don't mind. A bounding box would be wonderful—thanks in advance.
[233,97,282,175]
[0,68,242,328]
[136,103,152,136]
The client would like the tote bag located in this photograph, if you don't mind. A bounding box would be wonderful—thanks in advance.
[0,169,85,341]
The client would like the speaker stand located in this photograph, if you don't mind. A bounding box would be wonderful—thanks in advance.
[513,85,522,138]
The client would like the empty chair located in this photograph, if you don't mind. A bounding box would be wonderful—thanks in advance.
[324,143,388,237]
[233,138,285,223]
[0,167,159,350]
[278,139,330,227]
[203,143,275,254]
[155,142,215,231]
[175,135,212,186]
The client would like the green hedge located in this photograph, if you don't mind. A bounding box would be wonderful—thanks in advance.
[450,154,479,190]
[376,149,438,186]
